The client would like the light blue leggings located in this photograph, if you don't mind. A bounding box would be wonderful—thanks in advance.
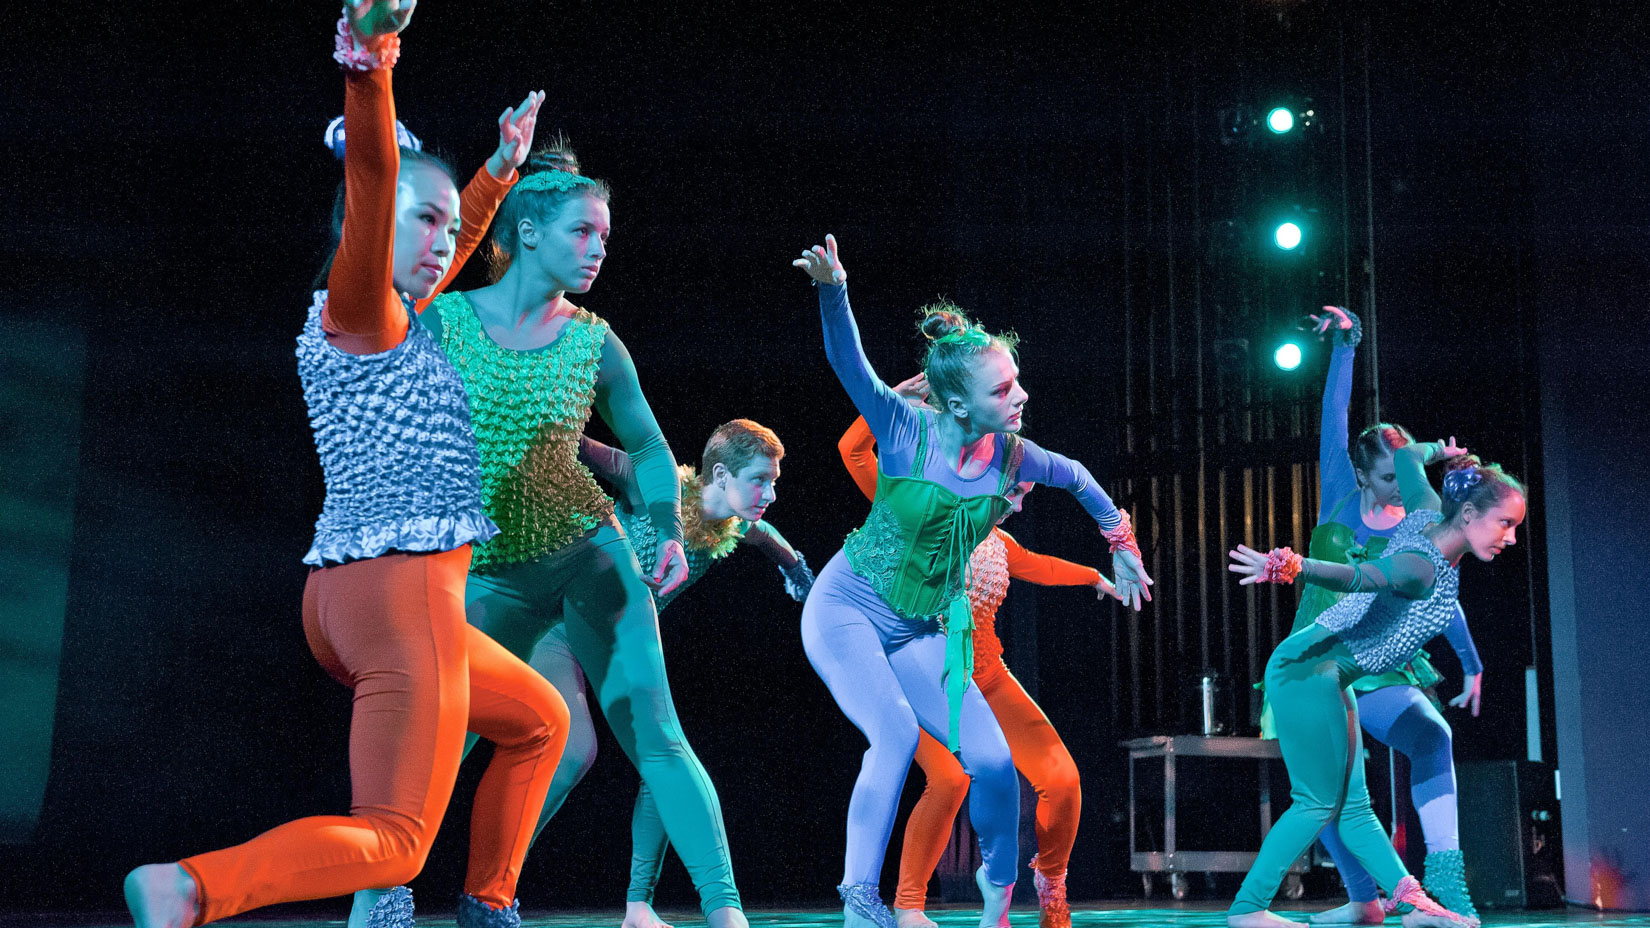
[801,550,1020,889]
[1319,684,1457,902]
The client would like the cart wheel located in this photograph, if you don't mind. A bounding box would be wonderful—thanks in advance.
[1283,873,1305,900]
[1141,873,1154,898]
[1171,872,1191,900]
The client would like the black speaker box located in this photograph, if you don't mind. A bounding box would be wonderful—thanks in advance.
[1456,760,1564,909]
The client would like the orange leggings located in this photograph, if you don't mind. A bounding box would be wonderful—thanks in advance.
[179,548,569,925]
[895,657,1080,910]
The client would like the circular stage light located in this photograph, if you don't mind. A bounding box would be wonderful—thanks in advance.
[1274,221,1303,250]
[1267,107,1295,134]
[1274,342,1303,371]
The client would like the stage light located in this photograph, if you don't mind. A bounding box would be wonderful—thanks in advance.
[1273,221,1302,250]
[1267,107,1295,134]
[1274,342,1303,371]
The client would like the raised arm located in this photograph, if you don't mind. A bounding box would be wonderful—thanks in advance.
[323,6,411,355]
[794,236,921,449]
[414,91,541,313]
[1394,438,1467,514]
[594,329,686,593]
[838,416,880,502]
[1315,307,1362,522]
[577,435,643,511]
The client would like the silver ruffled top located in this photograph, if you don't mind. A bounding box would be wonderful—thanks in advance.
[1315,509,1459,674]
[296,291,498,566]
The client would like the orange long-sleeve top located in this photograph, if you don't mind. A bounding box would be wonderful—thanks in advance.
[838,415,1101,666]
[324,56,514,355]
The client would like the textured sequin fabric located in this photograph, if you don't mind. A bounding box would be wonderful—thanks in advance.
[432,293,615,574]
[1316,509,1460,674]
[296,291,497,566]
[967,531,1011,666]
[618,467,745,613]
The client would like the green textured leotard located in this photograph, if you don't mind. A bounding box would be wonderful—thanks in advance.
[429,293,615,574]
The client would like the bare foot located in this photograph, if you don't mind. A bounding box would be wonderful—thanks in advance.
[624,902,674,928]
[1228,912,1309,928]
[1311,901,1386,925]
[895,908,938,928]
[706,905,750,928]
[125,864,199,928]
[975,866,1013,928]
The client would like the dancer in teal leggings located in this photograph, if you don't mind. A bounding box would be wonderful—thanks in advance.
[1226,440,1525,928]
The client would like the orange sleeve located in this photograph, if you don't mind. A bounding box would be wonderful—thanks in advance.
[997,528,1102,587]
[414,163,515,314]
[323,63,408,356]
[838,416,880,502]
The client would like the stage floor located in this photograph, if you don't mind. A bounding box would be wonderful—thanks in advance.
[9,906,1649,928]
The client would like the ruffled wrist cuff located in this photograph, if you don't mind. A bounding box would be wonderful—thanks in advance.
[1101,511,1143,559]
[1260,546,1304,584]
[779,552,815,603]
[1333,309,1363,349]
[333,14,401,72]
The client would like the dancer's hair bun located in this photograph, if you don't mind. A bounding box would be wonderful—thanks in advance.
[324,115,423,160]
[918,301,973,341]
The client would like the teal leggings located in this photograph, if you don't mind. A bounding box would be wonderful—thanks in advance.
[1231,625,1411,915]
[465,518,740,916]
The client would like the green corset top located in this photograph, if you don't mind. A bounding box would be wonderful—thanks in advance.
[433,293,615,574]
[842,416,1022,750]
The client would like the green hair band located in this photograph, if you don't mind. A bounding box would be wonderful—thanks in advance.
[515,170,597,194]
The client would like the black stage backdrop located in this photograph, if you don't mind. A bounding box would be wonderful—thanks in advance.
[2,0,1645,915]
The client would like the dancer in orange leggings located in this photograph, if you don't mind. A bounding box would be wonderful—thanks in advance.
[123,5,566,928]
[839,377,1118,928]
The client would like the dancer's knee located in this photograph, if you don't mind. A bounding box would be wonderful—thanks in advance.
[868,717,921,768]
[922,763,970,811]
[360,813,435,886]
[1040,757,1082,807]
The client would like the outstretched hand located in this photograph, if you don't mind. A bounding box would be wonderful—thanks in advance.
[1228,544,1270,585]
[1111,549,1154,611]
[489,90,545,179]
[793,234,847,286]
[1448,673,1483,717]
[1310,305,1352,335]
[1093,575,1124,604]
[1431,436,1469,462]
[650,539,690,597]
[892,372,932,408]
[347,0,417,41]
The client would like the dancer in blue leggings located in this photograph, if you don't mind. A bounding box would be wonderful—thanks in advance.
[1266,308,1485,924]
[791,236,1153,928]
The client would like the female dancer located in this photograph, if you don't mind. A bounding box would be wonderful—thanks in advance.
[1226,440,1524,928]
[124,5,568,928]
[1274,307,1486,924]
[579,419,813,928]
[839,387,1120,928]
[350,139,747,928]
[792,236,1152,928]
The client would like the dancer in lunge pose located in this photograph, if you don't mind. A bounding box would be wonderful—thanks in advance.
[838,385,1119,928]
[125,5,568,928]
[580,419,814,928]
[352,139,748,928]
[792,235,1152,928]
[1226,438,1524,928]
[1264,307,1485,925]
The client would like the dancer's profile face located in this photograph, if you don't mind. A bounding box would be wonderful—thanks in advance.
[532,195,610,294]
[997,481,1034,525]
[1461,492,1525,562]
[716,454,780,522]
[953,347,1028,434]
[392,164,461,299]
[1357,451,1404,508]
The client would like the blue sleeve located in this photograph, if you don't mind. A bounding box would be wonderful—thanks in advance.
[1441,603,1483,676]
[1318,343,1359,524]
[1018,438,1123,531]
[818,283,923,455]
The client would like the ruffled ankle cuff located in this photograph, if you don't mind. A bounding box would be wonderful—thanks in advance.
[364,886,414,928]
[456,894,520,928]
[837,883,897,928]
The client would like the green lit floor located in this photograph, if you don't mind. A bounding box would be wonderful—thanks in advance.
[13,907,1650,928]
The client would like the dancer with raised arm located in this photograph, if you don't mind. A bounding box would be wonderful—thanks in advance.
[1267,308,1486,925]
[580,420,813,928]
[124,5,568,927]
[792,236,1152,928]
[1226,438,1524,928]
[350,136,748,928]
[838,382,1119,928]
